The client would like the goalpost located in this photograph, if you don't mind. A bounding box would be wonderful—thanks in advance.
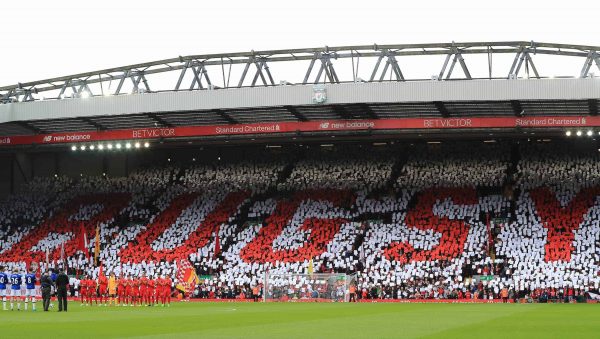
[263,271,357,302]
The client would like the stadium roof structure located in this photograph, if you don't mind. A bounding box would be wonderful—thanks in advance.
[0,41,600,146]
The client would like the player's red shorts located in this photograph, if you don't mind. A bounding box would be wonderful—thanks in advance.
[99,286,107,295]
[162,288,170,297]
[81,288,88,296]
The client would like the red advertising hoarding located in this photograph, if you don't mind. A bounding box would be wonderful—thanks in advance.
[0,116,593,146]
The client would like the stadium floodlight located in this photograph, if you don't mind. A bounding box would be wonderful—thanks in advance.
[98,144,104,150]
[588,130,594,136]
[89,145,95,150]
[107,144,113,150]
[134,142,141,148]
[71,145,77,151]
[80,145,86,151]
[576,131,582,136]
[144,142,150,148]
[125,143,132,149]
[565,131,572,136]
[116,143,122,149]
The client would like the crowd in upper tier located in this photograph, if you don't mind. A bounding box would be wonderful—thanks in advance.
[0,142,598,301]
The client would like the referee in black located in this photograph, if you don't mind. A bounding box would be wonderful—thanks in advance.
[40,270,53,311]
[56,268,69,312]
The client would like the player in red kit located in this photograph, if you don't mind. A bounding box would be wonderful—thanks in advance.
[163,275,173,307]
[156,276,165,306]
[91,277,99,306]
[139,273,149,306]
[80,276,88,306]
[123,276,132,306]
[132,277,141,306]
[117,276,126,306]
[86,277,96,306]
[150,277,158,306]
[98,273,108,306]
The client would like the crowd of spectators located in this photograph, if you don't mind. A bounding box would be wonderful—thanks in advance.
[0,143,598,302]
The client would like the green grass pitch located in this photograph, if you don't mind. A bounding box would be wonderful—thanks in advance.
[0,302,599,338]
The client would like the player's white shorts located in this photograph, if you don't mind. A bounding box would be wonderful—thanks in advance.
[25,289,36,297]
[10,289,21,297]
[0,289,6,297]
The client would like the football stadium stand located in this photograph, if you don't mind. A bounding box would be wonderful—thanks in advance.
[0,142,599,302]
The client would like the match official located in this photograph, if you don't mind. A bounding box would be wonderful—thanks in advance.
[56,269,69,312]
[40,270,53,312]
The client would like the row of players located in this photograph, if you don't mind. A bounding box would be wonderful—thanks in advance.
[0,267,37,311]
[80,272,173,307]
[0,266,174,311]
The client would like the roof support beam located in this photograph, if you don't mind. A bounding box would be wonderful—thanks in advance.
[438,47,472,80]
[114,70,151,95]
[1,89,16,104]
[189,64,212,90]
[370,50,405,82]
[251,58,275,87]
[175,60,213,90]
[58,79,93,99]
[5,41,600,103]
[303,52,339,84]
[509,48,540,79]
[237,57,275,88]
[580,51,600,78]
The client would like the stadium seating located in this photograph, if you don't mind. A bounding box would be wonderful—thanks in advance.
[1,142,599,300]
[496,144,600,294]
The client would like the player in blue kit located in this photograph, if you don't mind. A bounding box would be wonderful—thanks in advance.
[10,269,22,311]
[0,266,8,311]
[25,268,37,311]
